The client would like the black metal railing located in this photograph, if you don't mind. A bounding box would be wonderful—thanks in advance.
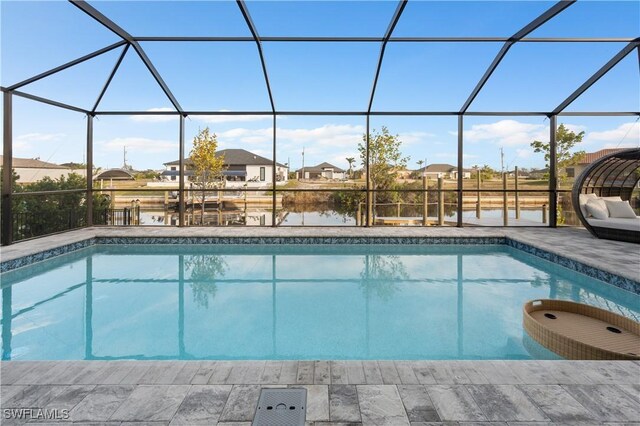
[12,209,86,242]
[93,206,140,226]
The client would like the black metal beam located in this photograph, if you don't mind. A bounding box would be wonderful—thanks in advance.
[86,115,93,226]
[459,0,576,114]
[551,40,640,115]
[236,0,276,113]
[91,110,639,117]
[178,116,185,227]
[1,88,89,114]
[133,36,637,43]
[368,0,408,113]
[69,0,133,41]
[6,40,127,91]
[69,0,183,113]
[457,115,463,227]
[272,115,277,227]
[92,43,130,114]
[549,115,558,228]
[2,92,13,246]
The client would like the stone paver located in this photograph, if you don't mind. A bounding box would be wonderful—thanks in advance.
[0,361,639,424]
[427,385,487,422]
[169,385,232,425]
[69,384,134,422]
[109,385,190,422]
[466,385,549,422]
[397,385,440,422]
[218,385,261,422]
[329,384,361,423]
[357,385,410,426]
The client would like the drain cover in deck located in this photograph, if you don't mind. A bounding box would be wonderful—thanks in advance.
[252,388,307,426]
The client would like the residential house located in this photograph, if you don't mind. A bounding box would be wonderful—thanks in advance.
[295,162,346,180]
[415,163,471,180]
[161,149,288,188]
[564,148,625,178]
[0,155,86,184]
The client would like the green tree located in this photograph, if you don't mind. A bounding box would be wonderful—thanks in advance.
[134,169,160,180]
[479,164,497,180]
[189,127,226,222]
[358,126,409,211]
[530,123,586,181]
[346,157,355,179]
[6,173,112,241]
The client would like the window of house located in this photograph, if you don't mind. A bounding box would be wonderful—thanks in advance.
[171,166,176,171]
[260,167,265,181]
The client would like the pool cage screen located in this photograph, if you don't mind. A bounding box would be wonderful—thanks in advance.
[2,0,639,244]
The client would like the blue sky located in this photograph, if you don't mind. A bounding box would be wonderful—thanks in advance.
[1,0,639,172]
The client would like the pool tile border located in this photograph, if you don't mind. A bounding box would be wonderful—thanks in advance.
[1,236,638,294]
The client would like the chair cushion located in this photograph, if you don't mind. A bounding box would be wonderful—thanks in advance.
[578,193,598,217]
[605,200,637,219]
[585,199,609,220]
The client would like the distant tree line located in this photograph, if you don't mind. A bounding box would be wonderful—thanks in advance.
[0,170,110,241]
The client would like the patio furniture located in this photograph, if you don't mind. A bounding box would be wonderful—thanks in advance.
[572,148,640,243]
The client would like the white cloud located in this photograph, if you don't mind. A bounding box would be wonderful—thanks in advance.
[585,122,640,146]
[13,132,67,154]
[218,128,272,145]
[460,120,548,147]
[433,153,477,160]
[130,108,178,123]
[215,124,365,150]
[99,137,177,154]
[563,124,587,135]
[195,111,271,124]
[398,131,435,145]
[516,148,533,159]
[15,132,66,143]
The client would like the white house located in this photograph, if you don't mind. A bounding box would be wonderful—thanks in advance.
[161,149,288,188]
[0,155,86,184]
[415,163,471,180]
[296,162,346,180]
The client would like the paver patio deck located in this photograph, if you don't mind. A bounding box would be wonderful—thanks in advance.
[1,360,639,425]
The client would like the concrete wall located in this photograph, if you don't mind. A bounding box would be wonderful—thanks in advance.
[15,167,86,184]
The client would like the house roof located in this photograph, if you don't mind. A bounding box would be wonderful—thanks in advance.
[578,148,625,164]
[296,162,346,173]
[417,163,456,173]
[0,155,68,169]
[95,168,135,180]
[164,149,286,167]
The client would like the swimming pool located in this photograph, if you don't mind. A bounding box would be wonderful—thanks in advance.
[1,242,638,360]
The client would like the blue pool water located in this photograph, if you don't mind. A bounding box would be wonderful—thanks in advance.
[1,244,638,360]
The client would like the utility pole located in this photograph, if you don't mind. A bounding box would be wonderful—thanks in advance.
[123,145,127,169]
[500,147,504,173]
[301,146,305,180]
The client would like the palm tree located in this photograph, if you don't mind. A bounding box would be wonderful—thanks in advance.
[416,160,424,173]
[346,157,355,179]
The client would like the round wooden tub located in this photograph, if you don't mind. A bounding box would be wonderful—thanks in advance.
[523,299,640,360]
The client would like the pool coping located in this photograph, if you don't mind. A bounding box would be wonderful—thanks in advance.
[1,227,639,294]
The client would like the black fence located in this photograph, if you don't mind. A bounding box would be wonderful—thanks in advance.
[93,206,140,226]
[12,209,86,242]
